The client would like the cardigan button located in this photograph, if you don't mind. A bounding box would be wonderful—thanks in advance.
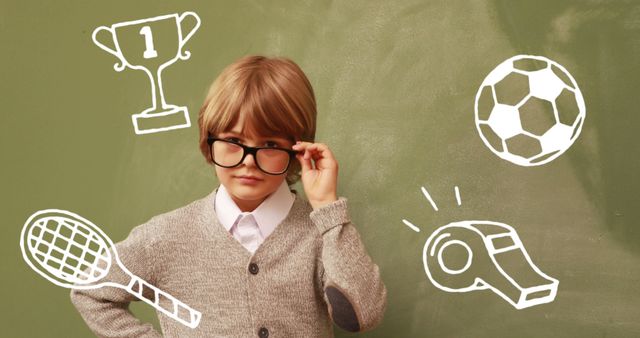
[249,263,259,275]
[258,327,269,338]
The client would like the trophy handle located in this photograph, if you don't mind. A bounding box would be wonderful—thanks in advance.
[91,26,126,72]
[177,11,201,61]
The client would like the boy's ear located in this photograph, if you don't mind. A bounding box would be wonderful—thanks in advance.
[286,162,302,185]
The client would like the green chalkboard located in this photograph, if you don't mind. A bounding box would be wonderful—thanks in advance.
[3,1,640,337]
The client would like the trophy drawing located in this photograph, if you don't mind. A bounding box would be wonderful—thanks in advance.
[92,12,201,135]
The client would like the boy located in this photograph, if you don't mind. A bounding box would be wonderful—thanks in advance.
[71,55,387,337]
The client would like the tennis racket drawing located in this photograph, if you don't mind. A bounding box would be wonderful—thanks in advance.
[19,209,201,329]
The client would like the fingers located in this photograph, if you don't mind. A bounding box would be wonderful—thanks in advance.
[293,142,335,161]
[293,142,338,172]
[296,151,313,172]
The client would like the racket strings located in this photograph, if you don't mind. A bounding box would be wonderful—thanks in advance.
[27,216,111,284]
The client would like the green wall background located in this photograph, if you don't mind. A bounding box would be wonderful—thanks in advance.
[2,1,640,337]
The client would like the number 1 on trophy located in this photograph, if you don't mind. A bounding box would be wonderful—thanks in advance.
[139,26,158,59]
[92,12,201,135]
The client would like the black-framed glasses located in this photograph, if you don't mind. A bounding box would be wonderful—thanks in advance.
[207,136,299,175]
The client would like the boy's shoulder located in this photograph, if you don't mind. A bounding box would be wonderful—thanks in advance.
[127,189,329,245]
[131,191,214,243]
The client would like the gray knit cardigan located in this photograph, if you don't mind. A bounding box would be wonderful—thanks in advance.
[70,189,387,337]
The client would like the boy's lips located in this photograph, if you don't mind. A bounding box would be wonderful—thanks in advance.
[235,175,263,184]
[235,175,262,180]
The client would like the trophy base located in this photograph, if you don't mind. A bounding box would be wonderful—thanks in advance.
[132,106,191,135]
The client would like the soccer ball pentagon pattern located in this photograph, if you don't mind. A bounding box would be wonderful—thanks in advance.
[474,55,586,166]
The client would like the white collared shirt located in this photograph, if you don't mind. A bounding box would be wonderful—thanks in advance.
[214,179,295,253]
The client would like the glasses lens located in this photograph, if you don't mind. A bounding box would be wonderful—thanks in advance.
[256,148,291,174]
[212,140,243,167]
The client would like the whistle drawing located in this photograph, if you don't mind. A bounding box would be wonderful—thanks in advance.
[423,220,558,309]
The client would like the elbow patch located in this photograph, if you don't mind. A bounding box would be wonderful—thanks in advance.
[325,285,360,332]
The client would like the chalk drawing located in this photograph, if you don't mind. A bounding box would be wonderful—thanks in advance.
[403,186,558,309]
[475,55,586,166]
[92,12,201,134]
[20,209,201,328]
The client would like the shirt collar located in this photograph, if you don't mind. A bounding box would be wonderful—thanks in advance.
[214,180,295,237]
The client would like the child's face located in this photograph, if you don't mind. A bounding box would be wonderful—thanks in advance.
[214,118,294,212]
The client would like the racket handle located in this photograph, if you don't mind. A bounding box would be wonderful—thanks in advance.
[126,275,202,328]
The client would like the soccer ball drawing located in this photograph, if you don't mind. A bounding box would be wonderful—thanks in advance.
[474,55,586,166]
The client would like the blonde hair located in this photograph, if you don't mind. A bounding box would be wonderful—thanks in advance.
[198,55,317,185]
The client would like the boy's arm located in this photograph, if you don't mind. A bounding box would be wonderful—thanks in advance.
[70,222,163,338]
[310,197,387,333]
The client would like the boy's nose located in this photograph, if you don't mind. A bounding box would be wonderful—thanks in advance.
[241,153,257,167]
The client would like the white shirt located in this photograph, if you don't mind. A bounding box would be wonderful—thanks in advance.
[214,180,295,253]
